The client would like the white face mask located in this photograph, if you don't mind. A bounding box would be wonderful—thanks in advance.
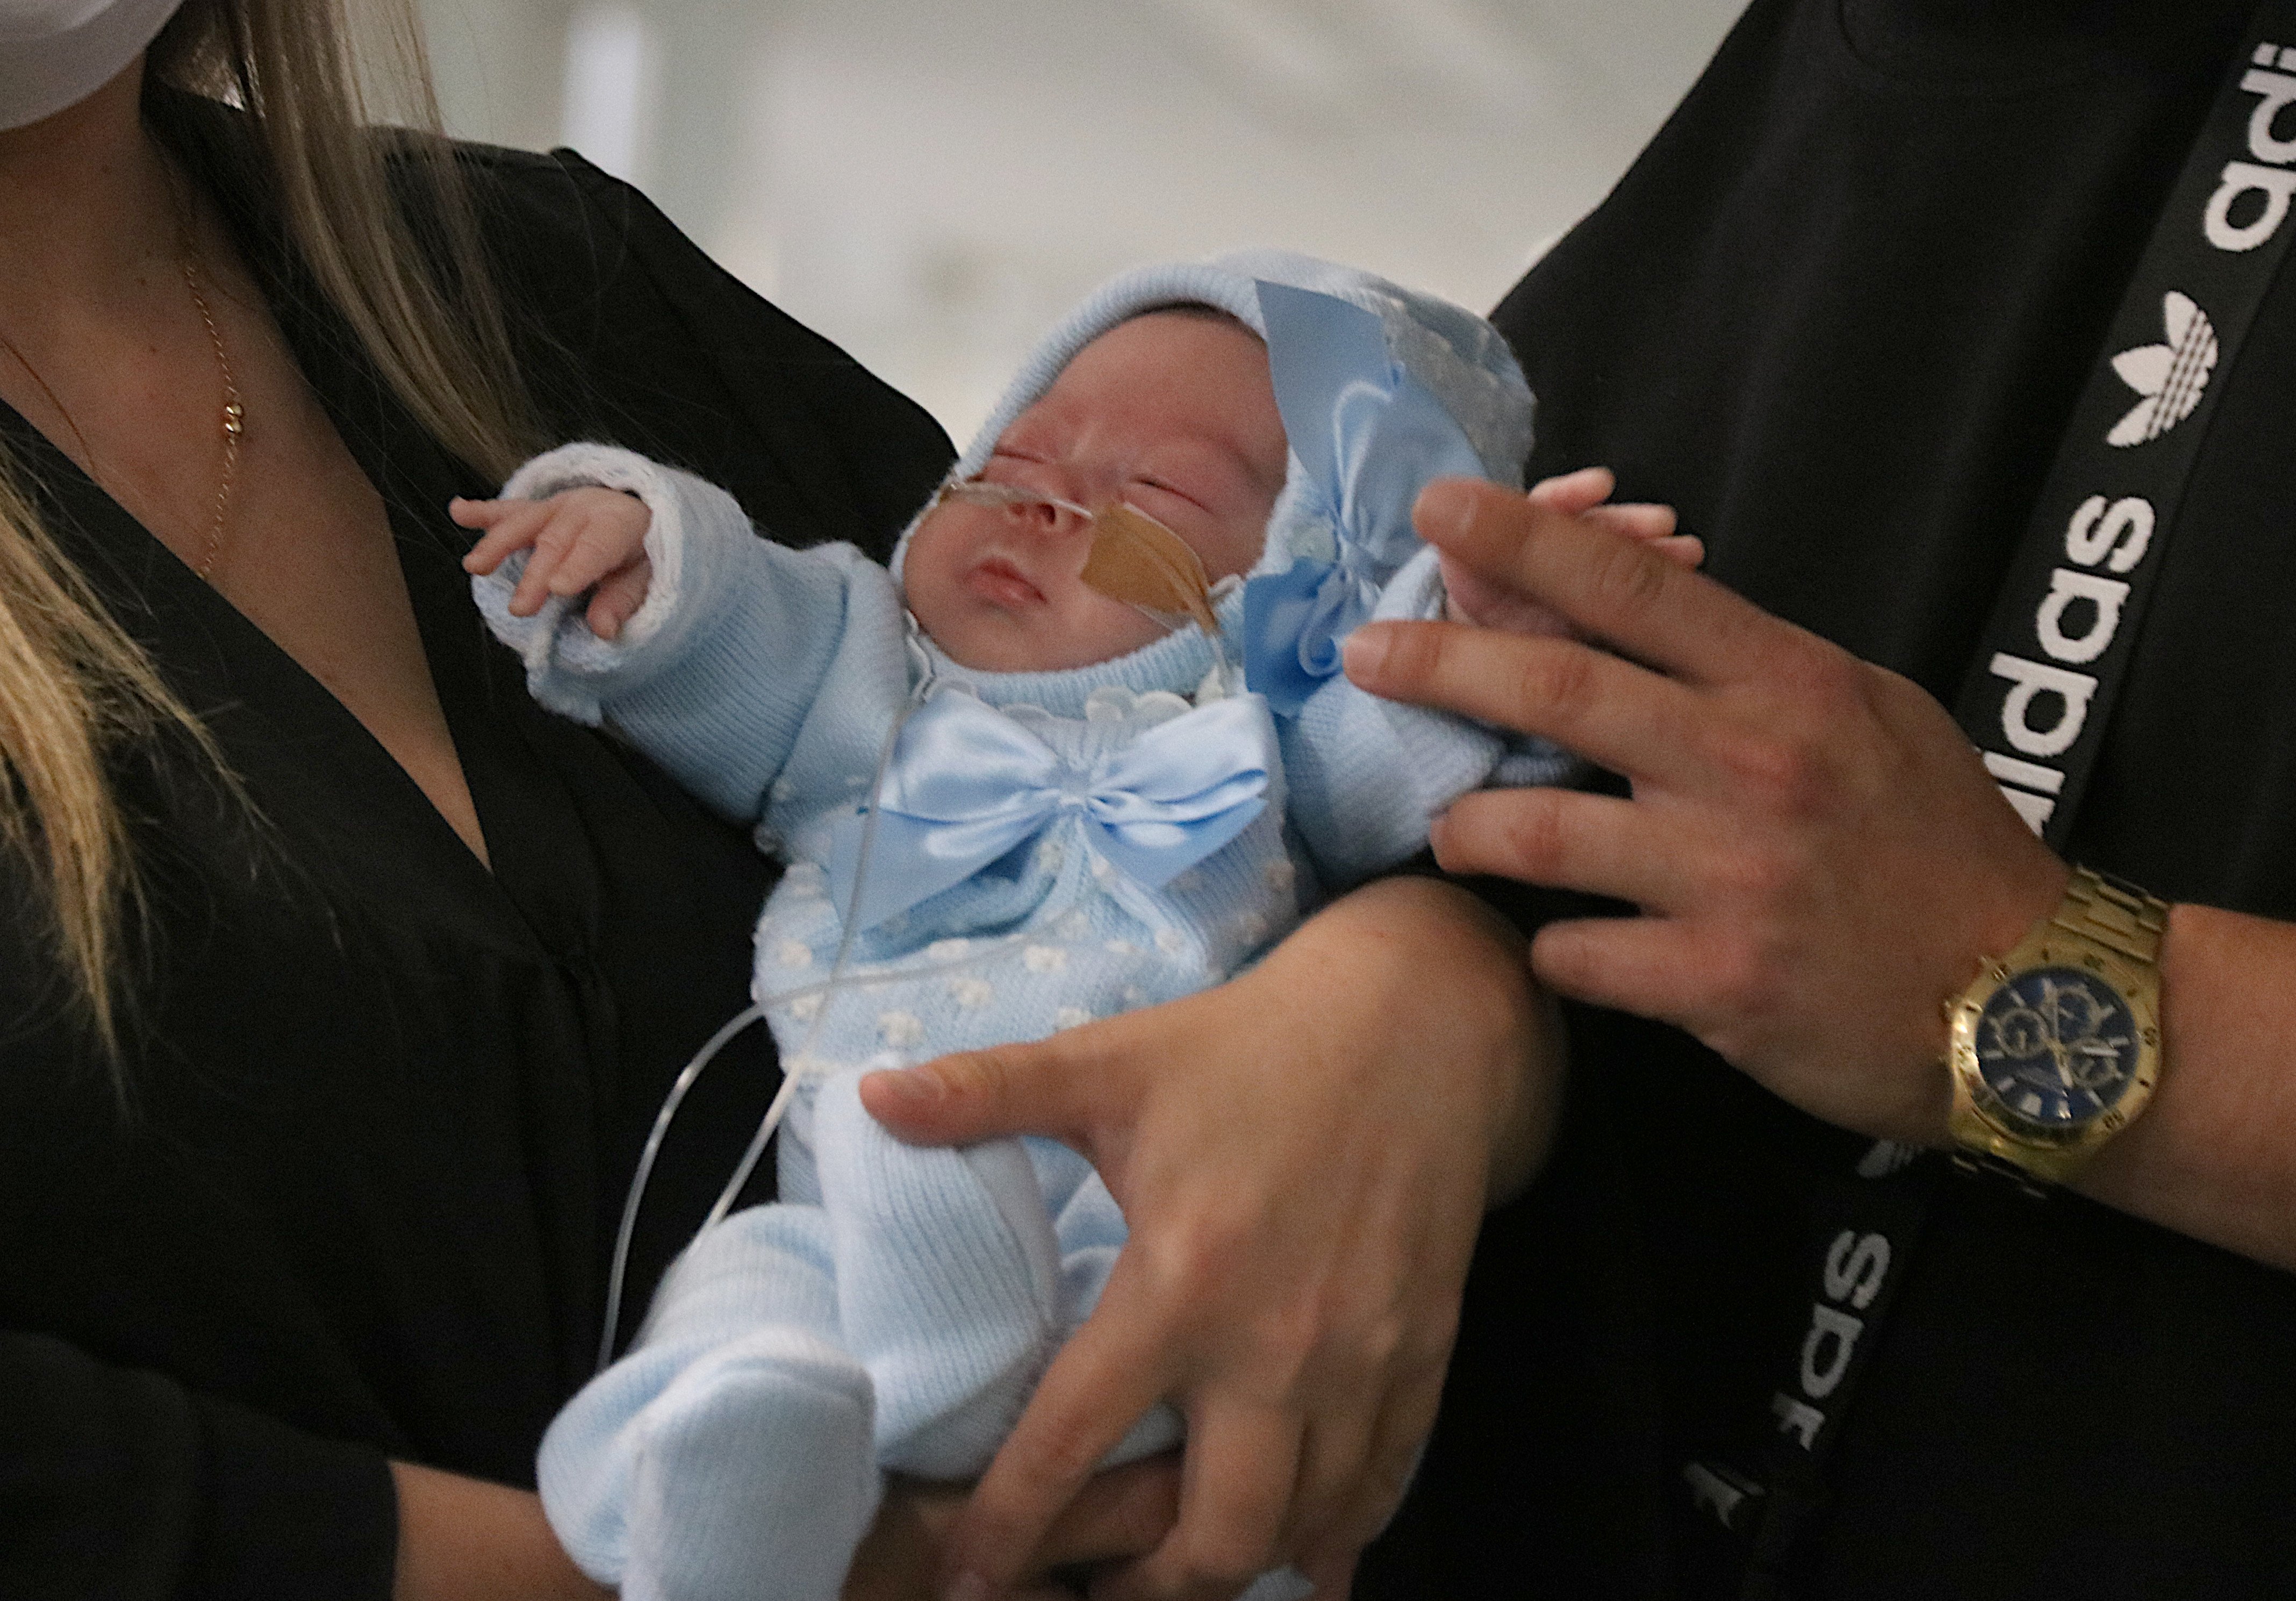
[0,0,183,133]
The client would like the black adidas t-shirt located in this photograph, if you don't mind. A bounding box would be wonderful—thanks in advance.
[1360,2,2296,1597]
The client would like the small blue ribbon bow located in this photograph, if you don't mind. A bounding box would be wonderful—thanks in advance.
[1243,281,1487,716]
[826,690,1279,932]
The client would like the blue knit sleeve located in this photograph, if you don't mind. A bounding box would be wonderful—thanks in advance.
[471,442,903,824]
[1275,546,1514,890]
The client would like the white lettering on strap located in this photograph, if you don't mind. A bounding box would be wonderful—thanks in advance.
[1770,1391,1824,1451]
[1991,652,2099,759]
[2035,568,2133,665]
[2242,67,2296,163]
[1984,751,2065,795]
[1800,1305,1863,1399]
[2206,160,2296,250]
[1821,1230,1891,1311]
[2063,494,2156,571]
[2206,63,2296,252]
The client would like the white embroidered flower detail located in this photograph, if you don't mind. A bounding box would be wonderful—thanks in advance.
[1058,909,1092,938]
[1264,859,1297,893]
[780,863,828,899]
[1023,945,1068,974]
[1036,841,1066,873]
[927,938,973,962]
[1233,910,1270,944]
[1104,938,1140,958]
[787,993,823,1022]
[1082,685,1192,728]
[1154,928,1189,957]
[949,977,996,1010]
[772,939,813,970]
[1054,1006,1093,1030]
[1122,986,1147,1006]
[878,1011,925,1047]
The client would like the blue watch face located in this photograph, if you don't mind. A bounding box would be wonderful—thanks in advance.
[1975,966,2141,1130]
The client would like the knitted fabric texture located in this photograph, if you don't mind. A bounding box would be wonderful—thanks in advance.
[478,252,1538,1601]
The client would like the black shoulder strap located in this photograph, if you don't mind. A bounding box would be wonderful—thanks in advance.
[1691,5,2296,1589]
[1955,5,2296,847]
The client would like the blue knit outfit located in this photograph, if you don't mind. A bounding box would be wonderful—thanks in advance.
[475,253,1549,1601]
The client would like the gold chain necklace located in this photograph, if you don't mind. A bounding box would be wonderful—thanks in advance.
[0,203,247,583]
[174,222,244,581]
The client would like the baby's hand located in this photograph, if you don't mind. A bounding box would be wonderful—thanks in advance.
[1441,465,1701,637]
[456,486,655,642]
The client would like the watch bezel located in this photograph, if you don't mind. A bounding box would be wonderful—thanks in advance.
[1947,934,2163,1179]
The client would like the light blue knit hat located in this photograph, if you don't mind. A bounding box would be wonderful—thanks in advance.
[893,250,1535,712]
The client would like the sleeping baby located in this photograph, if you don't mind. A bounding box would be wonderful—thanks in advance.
[460,250,1685,1601]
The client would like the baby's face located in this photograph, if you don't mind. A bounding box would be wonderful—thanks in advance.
[902,310,1288,673]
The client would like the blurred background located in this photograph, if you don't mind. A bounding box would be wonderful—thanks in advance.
[415,0,1743,443]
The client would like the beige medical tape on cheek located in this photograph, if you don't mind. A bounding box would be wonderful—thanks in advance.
[1080,502,1222,641]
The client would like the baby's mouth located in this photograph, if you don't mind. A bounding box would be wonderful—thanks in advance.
[966,555,1049,608]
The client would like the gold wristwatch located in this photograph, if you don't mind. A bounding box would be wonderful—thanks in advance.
[1945,866,2169,1188]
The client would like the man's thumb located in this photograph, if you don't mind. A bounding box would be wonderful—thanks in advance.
[858,1039,1081,1146]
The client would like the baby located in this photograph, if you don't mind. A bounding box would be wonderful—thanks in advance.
[461,252,1680,1601]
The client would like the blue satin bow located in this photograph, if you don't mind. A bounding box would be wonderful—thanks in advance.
[1243,281,1487,716]
[826,690,1279,932]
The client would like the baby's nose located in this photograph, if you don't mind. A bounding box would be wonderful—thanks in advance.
[1008,496,1093,540]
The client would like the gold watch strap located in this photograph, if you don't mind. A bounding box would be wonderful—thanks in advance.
[2052,865,2169,966]
[1949,865,2171,1196]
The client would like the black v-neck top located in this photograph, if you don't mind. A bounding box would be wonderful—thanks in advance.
[1361,3,2296,1598]
[0,98,951,1599]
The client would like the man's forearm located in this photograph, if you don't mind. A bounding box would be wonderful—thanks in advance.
[2079,903,2296,1271]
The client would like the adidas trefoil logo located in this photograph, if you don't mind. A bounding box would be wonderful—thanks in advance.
[2107,290,2218,447]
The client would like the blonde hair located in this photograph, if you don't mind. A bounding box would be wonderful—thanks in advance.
[0,0,539,1067]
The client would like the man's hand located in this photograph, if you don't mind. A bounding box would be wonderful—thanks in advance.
[845,1461,1185,1601]
[1441,466,1699,636]
[860,878,1555,1600]
[456,486,655,641]
[1347,474,2068,1146]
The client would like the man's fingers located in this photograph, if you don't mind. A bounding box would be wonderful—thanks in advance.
[1274,1380,1402,1587]
[946,1306,1174,1596]
[1032,1454,1183,1574]
[1097,1403,1301,1601]
[1342,622,1708,789]
[862,1011,1149,1148]
[1290,1357,1443,1578]
[1414,477,1776,683]
[1429,788,1684,910]
[1527,914,1712,1024]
